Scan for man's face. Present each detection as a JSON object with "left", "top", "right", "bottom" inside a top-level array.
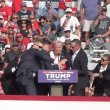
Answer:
[
  {"left": 54, "top": 43, "right": 63, "bottom": 55},
  {"left": 71, "top": 42, "right": 77, "bottom": 52},
  {"left": 65, "top": 44, "right": 71, "bottom": 50},
  {"left": 32, "top": 0, "right": 39, "bottom": 8},
  {"left": 16, "top": 37, "right": 23, "bottom": 42},
  {"left": 1, "top": 32, "right": 7, "bottom": 39},
  {"left": 40, "top": 19, "right": 46, "bottom": 26},
  {"left": 12, "top": 46, "right": 19, "bottom": 52},
  {"left": 43, "top": 44, "right": 50, "bottom": 53},
  {"left": 46, "top": 4, "right": 51, "bottom": 10},
  {"left": 34, "top": 42, "right": 43, "bottom": 50},
  {"left": 21, "top": 5, "right": 27, "bottom": 11},
  {"left": 66, "top": 12, "right": 72, "bottom": 19},
  {"left": 64, "top": 30, "right": 71, "bottom": 38}
]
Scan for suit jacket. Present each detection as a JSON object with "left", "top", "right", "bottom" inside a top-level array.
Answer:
[
  {"left": 71, "top": 48, "right": 88, "bottom": 88},
  {"left": 16, "top": 48, "right": 54, "bottom": 77},
  {"left": 41, "top": 50, "right": 59, "bottom": 70},
  {"left": 93, "top": 63, "right": 110, "bottom": 90}
]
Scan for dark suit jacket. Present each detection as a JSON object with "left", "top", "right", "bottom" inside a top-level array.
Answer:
[
  {"left": 93, "top": 63, "right": 110, "bottom": 95},
  {"left": 71, "top": 48, "right": 88, "bottom": 89},
  {"left": 41, "top": 50, "right": 59, "bottom": 70},
  {"left": 16, "top": 48, "right": 54, "bottom": 77}
]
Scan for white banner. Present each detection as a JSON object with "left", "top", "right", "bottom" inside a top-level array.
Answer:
[{"left": 0, "top": 96, "right": 110, "bottom": 110}]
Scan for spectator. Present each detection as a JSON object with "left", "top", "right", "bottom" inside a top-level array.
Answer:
[
  {"left": 32, "top": 0, "right": 42, "bottom": 20},
  {"left": 17, "top": 2, "right": 31, "bottom": 19},
  {"left": 17, "top": 18, "right": 32, "bottom": 37},
  {"left": 7, "top": 13, "right": 19, "bottom": 33},
  {"left": 12, "top": 0, "right": 22, "bottom": 13},
  {"left": 60, "top": 8, "right": 80, "bottom": 37},
  {"left": 0, "top": 0, "right": 12, "bottom": 21},
  {"left": 7, "top": 30, "right": 14, "bottom": 46},
  {"left": 39, "top": 16, "right": 51, "bottom": 38},
  {"left": 47, "top": 16, "right": 57, "bottom": 41},
  {"left": 3, "top": 41, "right": 21, "bottom": 69},
  {"left": 105, "top": 0, "right": 110, "bottom": 18},
  {"left": 0, "top": 15, "right": 7, "bottom": 28},
  {"left": 16, "top": 33, "right": 30, "bottom": 52},
  {"left": 0, "top": 28, "right": 8, "bottom": 49},
  {"left": 42, "top": 1, "right": 59, "bottom": 27},
  {"left": 29, "top": 14, "right": 40, "bottom": 35},
  {"left": 94, "top": 6, "right": 110, "bottom": 43},
  {"left": 80, "top": 0, "right": 101, "bottom": 46},
  {"left": 58, "top": 0, "right": 72, "bottom": 18},
  {"left": 57, "top": 27, "right": 80, "bottom": 43}
]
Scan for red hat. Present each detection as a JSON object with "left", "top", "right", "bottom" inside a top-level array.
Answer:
[
  {"left": 16, "top": 33, "right": 23, "bottom": 38},
  {"left": 1, "top": 27, "right": 8, "bottom": 33}
]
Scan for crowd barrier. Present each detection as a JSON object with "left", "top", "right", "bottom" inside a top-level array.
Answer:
[{"left": 0, "top": 95, "right": 110, "bottom": 110}]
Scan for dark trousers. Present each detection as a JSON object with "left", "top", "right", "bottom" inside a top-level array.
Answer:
[{"left": 16, "top": 75, "right": 37, "bottom": 95}]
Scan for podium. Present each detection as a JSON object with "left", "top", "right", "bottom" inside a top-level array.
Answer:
[{"left": 38, "top": 70, "right": 78, "bottom": 96}]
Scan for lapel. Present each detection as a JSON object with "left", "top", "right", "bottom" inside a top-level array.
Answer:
[
  {"left": 60, "top": 53, "right": 65, "bottom": 61},
  {"left": 73, "top": 49, "right": 81, "bottom": 64}
]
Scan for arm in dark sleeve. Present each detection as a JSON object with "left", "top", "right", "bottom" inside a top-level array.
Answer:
[
  {"left": 34, "top": 50, "right": 54, "bottom": 63},
  {"left": 43, "top": 61, "right": 59, "bottom": 70}
]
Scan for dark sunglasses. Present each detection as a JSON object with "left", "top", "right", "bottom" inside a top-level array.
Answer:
[
  {"left": 30, "top": 18, "right": 35, "bottom": 20},
  {"left": 22, "top": 22, "right": 26, "bottom": 24},
  {"left": 40, "top": 22, "right": 45, "bottom": 24},
  {"left": 66, "top": 12, "right": 72, "bottom": 14},
  {"left": 0, "top": 18, "right": 3, "bottom": 20},
  {"left": 101, "top": 58, "right": 108, "bottom": 62},
  {"left": 36, "top": 44, "right": 42, "bottom": 49},
  {"left": 13, "top": 17, "right": 18, "bottom": 19},
  {"left": 47, "top": 20, "right": 51, "bottom": 22}
]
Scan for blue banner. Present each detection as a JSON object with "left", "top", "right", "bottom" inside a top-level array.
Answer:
[{"left": 38, "top": 70, "right": 78, "bottom": 83}]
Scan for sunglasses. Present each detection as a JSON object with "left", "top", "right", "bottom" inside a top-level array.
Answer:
[
  {"left": 30, "top": 18, "right": 35, "bottom": 20},
  {"left": 101, "top": 58, "right": 108, "bottom": 62},
  {"left": 40, "top": 22, "right": 45, "bottom": 24},
  {"left": 13, "top": 17, "right": 18, "bottom": 19},
  {"left": 47, "top": 20, "right": 51, "bottom": 22},
  {"left": 66, "top": 12, "right": 72, "bottom": 14},
  {"left": 36, "top": 44, "right": 42, "bottom": 49},
  {"left": 0, "top": 18, "right": 3, "bottom": 20},
  {"left": 22, "top": 22, "right": 26, "bottom": 24}
]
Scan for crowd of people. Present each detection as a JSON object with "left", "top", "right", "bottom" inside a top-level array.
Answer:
[{"left": 0, "top": 0, "right": 110, "bottom": 96}]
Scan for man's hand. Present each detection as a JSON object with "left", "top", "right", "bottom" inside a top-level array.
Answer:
[{"left": 59, "top": 59, "right": 68, "bottom": 65}]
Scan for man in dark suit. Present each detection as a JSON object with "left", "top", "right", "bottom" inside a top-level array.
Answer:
[
  {"left": 16, "top": 38, "right": 54, "bottom": 95},
  {"left": 70, "top": 39, "right": 89, "bottom": 96},
  {"left": 92, "top": 54, "right": 110, "bottom": 96}
]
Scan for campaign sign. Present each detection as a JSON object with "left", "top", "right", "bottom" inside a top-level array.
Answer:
[{"left": 38, "top": 70, "right": 78, "bottom": 83}]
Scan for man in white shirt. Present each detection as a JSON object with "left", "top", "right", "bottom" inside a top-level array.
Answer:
[
  {"left": 60, "top": 8, "right": 80, "bottom": 36},
  {"left": 57, "top": 27, "right": 80, "bottom": 43}
]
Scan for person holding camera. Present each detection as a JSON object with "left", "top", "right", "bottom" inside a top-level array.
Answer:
[
  {"left": 93, "top": 6, "right": 110, "bottom": 43},
  {"left": 60, "top": 8, "right": 80, "bottom": 38}
]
